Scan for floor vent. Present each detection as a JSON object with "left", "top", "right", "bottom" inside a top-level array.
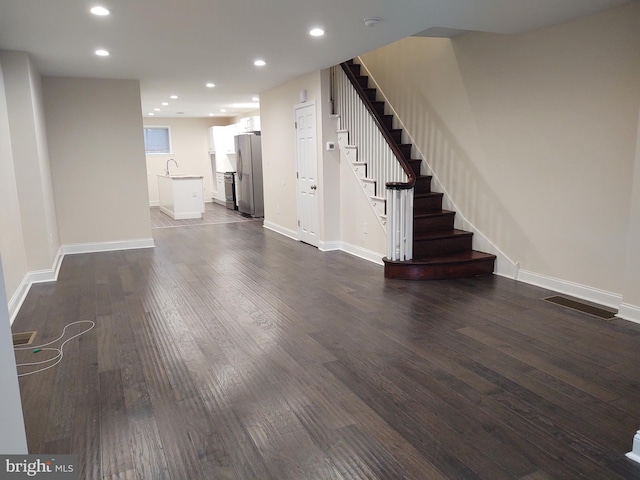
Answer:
[
  {"left": 12, "top": 331, "right": 37, "bottom": 346},
  {"left": 543, "top": 296, "right": 617, "bottom": 320}
]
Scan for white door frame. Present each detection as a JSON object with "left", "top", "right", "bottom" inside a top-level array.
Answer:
[{"left": 294, "top": 101, "right": 319, "bottom": 247}]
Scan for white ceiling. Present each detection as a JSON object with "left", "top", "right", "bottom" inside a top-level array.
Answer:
[{"left": 0, "top": 0, "right": 633, "bottom": 118}]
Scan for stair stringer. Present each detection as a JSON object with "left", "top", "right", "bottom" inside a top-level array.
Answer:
[
  {"left": 355, "top": 57, "right": 519, "bottom": 279},
  {"left": 336, "top": 128, "right": 388, "bottom": 231}
]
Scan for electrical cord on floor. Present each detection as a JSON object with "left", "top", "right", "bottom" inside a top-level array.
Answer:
[{"left": 14, "top": 320, "right": 95, "bottom": 377}]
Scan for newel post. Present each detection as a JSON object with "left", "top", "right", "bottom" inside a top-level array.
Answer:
[
  {"left": 386, "top": 186, "right": 413, "bottom": 261},
  {"left": 627, "top": 430, "right": 640, "bottom": 464}
]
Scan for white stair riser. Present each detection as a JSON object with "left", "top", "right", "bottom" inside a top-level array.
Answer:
[
  {"left": 362, "top": 180, "right": 376, "bottom": 197},
  {"left": 343, "top": 146, "right": 357, "bottom": 162},
  {"left": 337, "top": 130, "right": 349, "bottom": 149},
  {"left": 371, "top": 198, "right": 386, "bottom": 216},
  {"left": 337, "top": 128, "right": 387, "bottom": 233},
  {"left": 353, "top": 163, "right": 366, "bottom": 179}
]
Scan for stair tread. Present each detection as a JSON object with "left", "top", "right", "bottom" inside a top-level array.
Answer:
[
  {"left": 414, "top": 229, "right": 472, "bottom": 241},
  {"left": 414, "top": 210, "right": 455, "bottom": 218},
  {"left": 414, "top": 192, "right": 443, "bottom": 198},
  {"left": 388, "top": 250, "right": 496, "bottom": 265}
]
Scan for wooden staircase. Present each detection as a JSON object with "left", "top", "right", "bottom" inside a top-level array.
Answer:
[{"left": 342, "top": 60, "right": 496, "bottom": 280}]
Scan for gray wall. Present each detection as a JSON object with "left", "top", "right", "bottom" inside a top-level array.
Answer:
[{"left": 43, "top": 77, "right": 152, "bottom": 246}]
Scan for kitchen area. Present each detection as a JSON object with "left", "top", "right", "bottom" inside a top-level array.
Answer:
[
  {"left": 144, "top": 114, "right": 263, "bottom": 227},
  {"left": 208, "top": 115, "right": 263, "bottom": 217}
]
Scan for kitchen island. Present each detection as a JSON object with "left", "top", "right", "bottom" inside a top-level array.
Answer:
[{"left": 157, "top": 174, "right": 205, "bottom": 220}]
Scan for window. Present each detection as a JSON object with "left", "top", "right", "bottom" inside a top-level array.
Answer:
[{"left": 143, "top": 126, "right": 171, "bottom": 154}]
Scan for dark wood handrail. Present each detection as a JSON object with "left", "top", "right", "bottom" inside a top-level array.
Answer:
[{"left": 339, "top": 62, "right": 416, "bottom": 190}]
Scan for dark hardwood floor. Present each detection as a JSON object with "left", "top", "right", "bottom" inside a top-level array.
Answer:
[{"left": 11, "top": 211, "right": 640, "bottom": 479}]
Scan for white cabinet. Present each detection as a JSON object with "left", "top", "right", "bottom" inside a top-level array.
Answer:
[
  {"left": 158, "top": 175, "right": 205, "bottom": 220},
  {"left": 214, "top": 172, "right": 226, "bottom": 203},
  {"left": 208, "top": 125, "right": 239, "bottom": 155},
  {"left": 207, "top": 127, "right": 216, "bottom": 154},
  {"left": 223, "top": 125, "right": 237, "bottom": 153},
  {"left": 237, "top": 116, "right": 260, "bottom": 133},
  {"left": 209, "top": 125, "right": 237, "bottom": 155}
]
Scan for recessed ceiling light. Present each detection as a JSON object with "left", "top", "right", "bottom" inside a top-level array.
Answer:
[
  {"left": 309, "top": 28, "right": 325, "bottom": 37},
  {"left": 90, "top": 6, "right": 110, "bottom": 16},
  {"left": 95, "top": 49, "right": 110, "bottom": 56},
  {"left": 220, "top": 108, "right": 227, "bottom": 112},
  {"left": 209, "top": 113, "right": 215, "bottom": 117},
  {"left": 206, "top": 83, "right": 216, "bottom": 88},
  {"left": 170, "top": 95, "right": 178, "bottom": 99},
  {"left": 154, "top": 108, "right": 160, "bottom": 111},
  {"left": 252, "top": 97, "right": 259, "bottom": 102},
  {"left": 148, "top": 113, "right": 155, "bottom": 116},
  {"left": 254, "top": 59, "right": 266, "bottom": 67},
  {"left": 161, "top": 102, "right": 168, "bottom": 106},
  {"left": 364, "top": 17, "right": 381, "bottom": 27}
]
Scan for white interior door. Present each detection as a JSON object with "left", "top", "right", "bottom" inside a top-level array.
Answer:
[{"left": 295, "top": 102, "right": 318, "bottom": 246}]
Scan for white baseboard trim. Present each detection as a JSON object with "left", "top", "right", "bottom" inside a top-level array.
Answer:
[
  {"left": 627, "top": 431, "right": 640, "bottom": 464},
  {"left": 618, "top": 303, "right": 640, "bottom": 325},
  {"left": 62, "top": 238, "right": 155, "bottom": 255},
  {"left": 8, "top": 247, "right": 64, "bottom": 325},
  {"left": 149, "top": 200, "right": 159, "bottom": 207},
  {"left": 340, "top": 242, "right": 384, "bottom": 266},
  {"left": 319, "top": 240, "right": 341, "bottom": 252},
  {"left": 263, "top": 221, "right": 298, "bottom": 241},
  {"left": 261, "top": 224, "right": 384, "bottom": 265},
  {"left": 517, "top": 269, "right": 622, "bottom": 310},
  {"left": 8, "top": 276, "right": 30, "bottom": 326}
]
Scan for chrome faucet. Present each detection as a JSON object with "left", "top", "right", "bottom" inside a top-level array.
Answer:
[{"left": 165, "top": 158, "right": 178, "bottom": 176}]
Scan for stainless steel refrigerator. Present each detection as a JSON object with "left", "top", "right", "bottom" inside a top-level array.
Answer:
[{"left": 234, "top": 133, "right": 263, "bottom": 217}]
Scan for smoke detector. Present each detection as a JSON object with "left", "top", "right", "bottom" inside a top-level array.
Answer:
[{"left": 364, "top": 17, "right": 381, "bottom": 27}]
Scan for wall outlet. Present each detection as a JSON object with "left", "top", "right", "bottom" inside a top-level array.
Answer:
[{"left": 326, "top": 141, "right": 336, "bottom": 151}]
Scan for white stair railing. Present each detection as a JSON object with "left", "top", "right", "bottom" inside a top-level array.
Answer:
[
  {"left": 334, "top": 65, "right": 407, "bottom": 195},
  {"left": 333, "top": 63, "right": 414, "bottom": 261}
]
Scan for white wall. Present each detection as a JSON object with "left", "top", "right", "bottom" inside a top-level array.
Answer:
[
  {"left": 143, "top": 117, "right": 228, "bottom": 205},
  {"left": 0, "top": 59, "right": 29, "bottom": 305},
  {"left": 620, "top": 108, "right": 640, "bottom": 319},
  {"left": 261, "top": 71, "right": 322, "bottom": 236},
  {"left": 0, "top": 257, "right": 28, "bottom": 454},
  {"left": 0, "top": 59, "right": 29, "bottom": 454},
  {"left": 0, "top": 51, "right": 59, "bottom": 273},
  {"left": 43, "top": 77, "right": 152, "bottom": 246},
  {"left": 360, "top": 3, "right": 640, "bottom": 311},
  {"left": 319, "top": 69, "right": 341, "bottom": 248}
]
